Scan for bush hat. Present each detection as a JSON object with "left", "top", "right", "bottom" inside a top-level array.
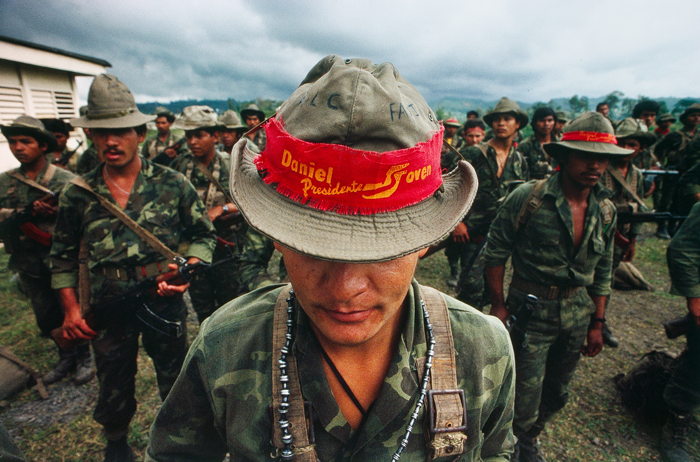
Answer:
[
  {"left": 657, "top": 113, "right": 676, "bottom": 124},
  {"left": 219, "top": 110, "right": 246, "bottom": 131},
  {"left": 555, "top": 111, "right": 570, "bottom": 124},
  {"left": 615, "top": 117, "right": 657, "bottom": 147},
  {"left": 444, "top": 117, "right": 461, "bottom": 128},
  {"left": 679, "top": 103, "right": 700, "bottom": 125},
  {"left": 230, "top": 55, "right": 478, "bottom": 263},
  {"left": 71, "top": 74, "right": 155, "bottom": 129},
  {"left": 40, "top": 118, "right": 73, "bottom": 135},
  {"left": 483, "top": 97, "right": 529, "bottom": 128},
  {"left": 1, "top": 115, "right": 58, "bottom": 153},
  {"left": 543, "top": 111, "right": 633, "bottom": 160},
  {"left": 240, "top": 104, "right": 265, "bottom": 122},
  {"left": 155, "top": 106, "right": 175, "bottom": 123},
  {"left": 172, "top": 105, "right": 224, "bottom": 131}
]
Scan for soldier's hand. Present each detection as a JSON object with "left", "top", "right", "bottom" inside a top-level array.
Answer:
[
  {"left": 582, "top": 326, "right": 603, "bottom": 357},
  {"left": 452, "top": 222, "right": 469, "bottom": 244},
  {"left": 156, "top": 263, "right": 191, "bottom": 297},
  {"left": 688, "top": 297, "right": 700, "bottom": 327},
  {"left": 164, "top": 148, "right": 177, "bottom": 158},
  {"left": 622, "top": 239, "right": 636, "bottom": 262},
  {"left": 33, "top": 199, "right": 57, "bottom": 217},
  {"left": 63, "top": 310, "right": 97, "bottom": 340},
  {"left": 490, "top": 303, "right": 510, "bottom": 324}
]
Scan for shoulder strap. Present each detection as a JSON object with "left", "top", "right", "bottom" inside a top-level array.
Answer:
[
  {"left": 600, "top": 199, "right": 615, "bottom": 228},
  {"left": 271, "top": 285, "right": 318, "bottom": 461},
  {"left": 78, "top": 238, "right": 91, "bottom": 315},
  {"left": 605, "top": 165, "right": 648, "bottom": 211},
  {"left": 419, "top": 285, "right": 468, "bottom": 459},
  {"left": 514, "top": 179, "right": 547, "bottom": 233},
  {"left": 69, "top": 176, "right": 181, "bottom": 263},
  {"left": 194, "top": 158, "right": 233, "bottom": 203},
  {"left": 476, "top": 143, "right": 501, "bottom": 188},
  {"left": 8, "top": 167, "right": 54, "bottom": 195}
]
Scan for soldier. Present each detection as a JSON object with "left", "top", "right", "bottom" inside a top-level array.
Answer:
[
  {"left": 140, "top": 107, "right": 188, "bottom": 165},
  {"left": 484, "top": 112, "right": 627, "bottom": 462},
  {"left": 146, "top": 55, "right": 515, "bottom": 461},
  {"left": 596, "top": 102, "right": 610, "bottom": 118},
  {"left": 241, "top": 103, "right": 267, "bottom": 151},
  {"left": 50, "top": 74, "right": 216, "bottom": 461},
  {"left": 453, "top": 97, "right": 530, "bottom": 309},
  {"left": 218, "top": 109, "right": 250, "bottom": 155},
  {"left": 633, "top": 100, "right": 661, "bottom": 130},
  {"left": 663, "top": 201, "right": 700, "bottom": 461},
  {"left": 442, "top": 116, "right": 462, "bottom": 153},
  {"left": 654, "top": 103, "right": 700, "bottom": 238},
  {"left": 673, "top": 161, "right": 700, "bottom": 217},
  {"left": 170, "top": 105, "right": 245, "bottom": 322},
  {"left": 41, "top": 118, "right": 79, "bottom": 172},
  {"left": 0, "top": 116, "right": 94, "bottom": 386},
  {"left": 553, "top": 111, "right": 570, "bottom": 140},
  {"left": 76, "top": 105, "right": 102, "bottom": 175},
  {"left": 519, "top": 107, "right": 557, "bottom": 180},
  {"left": 655, "top": 113, "right": 677, "bottom": 140},
  {"left": 467, "top": 109, "right": 479, "bottom": 120}
]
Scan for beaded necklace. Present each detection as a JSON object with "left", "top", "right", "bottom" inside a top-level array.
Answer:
[{"left": 276, "top": 289, "right": 436, "bottom": 461}]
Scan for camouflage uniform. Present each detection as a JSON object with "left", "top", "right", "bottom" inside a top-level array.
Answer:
[
  {"left": 673, "top": 161, "right": 700, "bottom": 217},
  {"left": 45, "top": 148, "right": 80, "bottom": 173},
  {"left": 655, "top": 128, "right": 699, "bottom": 214},
  {"left": 453, "top": 142, "right": 530, "bottom": 308},
  {"left": 483, "top": 173, "right": 615, "bottom": 437},
  {"left": 0, "top": 163, "right": 74, "bottom": 337},
  {"left": 76, "top": 144, "right": 100, "bottom": 175},
  {"left": 238, "top": 227, "right": 287, "bottom": 293},
  {"left": 169, "top": 152, "right": 247, "bottom": 322},
  {"left": 518, "top": 135, "right": 554, "bottom": 180},
  {"left": 145, "top": 281, "right": 516, "bottom": 461},
  {"left": 140, "top": 131, "right": 189, "bottom": 163},
  {"left": 50, "top": 158, "right": 216, "bottom": 440},
  {"left": 248, "top": 129, "right": 267, "bottom": 152}
]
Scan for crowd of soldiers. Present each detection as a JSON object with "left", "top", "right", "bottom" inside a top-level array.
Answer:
[{"left": 0, "top": 56, "right": 698, "bottom": 462}]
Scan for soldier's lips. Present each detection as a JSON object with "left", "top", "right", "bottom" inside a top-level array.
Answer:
[
  {"left": 103, "top": 151, "right": 123, "bottom": 160},
  {"left": 322, "top": 308, "right": 373, "bottom": 323}
]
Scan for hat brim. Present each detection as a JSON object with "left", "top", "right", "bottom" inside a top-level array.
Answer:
[
  {"left": 617, "top": 132, "right": 657, "bottom": 147},
  {"left": 1, "top": 126, "right": 58, "bottom": 153},
  {"left": 240, "top": 109, "right": 265, "bottom": 121},
  {"left": 544, "top": 140, "right": 633, "bottom": 159},
  {"left": 172, "top": 121, "right": 226, "bottom": 131},
  {"left": 483, "top": 111, "right": 529, "bottom": 128},
  {"left": 230, "top": 140, "right": 478, "bottom": 263},
  {"left": 70, "top": 112, "right": 155, "bottom": 129}
]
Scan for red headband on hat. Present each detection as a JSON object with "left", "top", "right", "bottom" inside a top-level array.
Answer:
[
  {"left": 561, "top": 131, "right": 617, "bottom": 144},
  {"left": 254, "top": 118, "right": 444, "bottom": 215}
]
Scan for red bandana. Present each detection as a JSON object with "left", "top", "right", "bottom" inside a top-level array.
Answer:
[
  {"left": 254, "top": 118, "right": 444, "bottom": 215},
  {"left": 561, "top": 131, "right": 617, "bottom": 144}
]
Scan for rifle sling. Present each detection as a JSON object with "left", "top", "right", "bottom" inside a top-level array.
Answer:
[
  {"left": 69, "top": 176, "right": 181, "bottom": 263},
  {"left": 606, "top": 166, "right": 648, "bottom": 211},
  {"left": 8, "top": 164, "right": 57, "bottom": 195},
  {"left": 0, "top": 345, "right": 48, "bottom": 399},
  {"left": 193, "top": 160, "right": 233, "bottom": 204}
]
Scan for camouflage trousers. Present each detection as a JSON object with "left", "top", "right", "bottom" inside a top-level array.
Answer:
[
  {"left": 17, "top": 265, "right": 64, "bottom": 337},
  {"left": 456, "top": 241, "right": 488, "bottom": 310},
  {"left": 91, "top": 294, "right": 188, "bottom": 441},
  {"left": 189, "top": 248, "right": 242, "bottom": 323},
  {"left": 506, "top": 286, "right": 594, "bottom": 436},
  {"left": 664, "top": 327, "right": 700, "bottom": 417}
]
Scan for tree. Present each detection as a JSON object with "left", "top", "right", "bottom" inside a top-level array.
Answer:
[
  {"left": 604, "top": 91, "right": 625, "bottom": 118},
  {"left": 435, "top": 106, "right": 451, "bottom": 122},
  {"left": 621, "top": 97, "right": 638, "bottom": 118},
  {"left": 673, "top": 99, "right": 699, "bottom": 117},
  {"left": 568, "top": 95, "right": 589, "bottom": 117}
]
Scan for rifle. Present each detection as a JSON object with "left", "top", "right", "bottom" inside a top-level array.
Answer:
[
  {"left": 50, "top": 255, "right": 237, "bottom": 349},
  {"left": 54, "top": 140, "right": 84, "bottom": 168},
  {"left": 664, "top": 314, "right": 699, "bottom": 339},
  {"left": 639, "top": 169, "right": 679, "bottom": 177},
  {"left": 0, "top": 192, "right": 56, "bottom": 252},
  {"left": 616, "top": 211, "right": 686, "bottom": 225},
  {"left": 152, "top": 137, "right": 187, "bottom": 165},
  {"left": 505, "top": 294, "right": 538, "bottom": 355}
]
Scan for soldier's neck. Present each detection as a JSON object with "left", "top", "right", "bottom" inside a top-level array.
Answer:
[
  {"left": 535, "top": 132, "right": 551, "bottom": 144},
  {"left": 21, "top": 156, "right": 46, "bottom": 180},
  {"left": 199, "top": 149, "right": 217, "bottom": 167}
]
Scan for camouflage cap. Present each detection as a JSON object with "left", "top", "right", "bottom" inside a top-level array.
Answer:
[
  {"left": 155, "top": 106, "right": 173, "bottom": 118},
  {"left": 444, "top": 117, "right": 461, "bottom": 128},
  {"left": 240, "top": 104, "right": 265, "bottom": 122},
  {"left": 556, "top": 111, "right": 570, "bottom": 123},
  {"left": 657, "top": 113, "right": 676, "bottom": 124},
  {"left": 230, "top": 55, "right": 478, "bottom": 262},
  {"left": 172, "top": 105, "right": 223, "bottom": 131},
  {"left": 615, "top": 117, "right": 657, "bottom": 146},
  {"left": 70, "top": 74, "right": 155, "bottom": 129},
  {"left": 219, "top": 110, "right": 246, "bottom": 131},
  {"left": 680, "top": 103, "right": 700, "bottom": 125},
  {"left": 1, "top": 115, "right": 58, "bottom": 153},
  {"left": 544, "top": 111, "right": 633, "bottom": 159},
  {"left": 483, "top": 97, "right": 529, "bottom": 128}
]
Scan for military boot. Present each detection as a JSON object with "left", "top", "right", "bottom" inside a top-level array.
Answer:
[
  {"left": 74, "top": 342, "right": 95, "bottom": 385},
  {"left": 657, "top": 221, "right": 671, "bottom": 240},
  {"left": 602, "top": 323, "right": 620, "bottom": 348},
  {"left": 516, "top": 434, "right": 548, "bottom": 462},
  {"left": 447, "top": 264, "right": 460, "bottom": 288},
  {"left": 43, "top": 347, "right": 76, "bottom": 385},
  {"left": 104, "top": 436, "right": 135, "bottom": 462},
  {"left": 660, "top": 412, "right": 698, "bottom": 462}
]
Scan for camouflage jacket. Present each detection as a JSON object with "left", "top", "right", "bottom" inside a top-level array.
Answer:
[
  {"left": 50, "top": 159, "right": 216, "bottom": 303},
  {"left": 145, "top": 281, "right": 516, "bottom": 461},
  {"left": 517, "top": 135, "right": 554, "bottom": 180},
  {"left": 249, "top": 129, "right": 267, "bottom": 152},
  {"left": 46, "top": 149, "right": 79, "bottom": 173},
  {"left": 600, "top": 164, "right": 645, "bottom": 237},
  {"left": 141, "top": 131, "right": 189, "bottom": 161},
  {"left": 677, "top": 162, "right": 700, "bottom": 203},
  {"left": 458, "top": 142, "right": 530, "bottom": 235},
  {"left": 238, "top": 227, "right": 280, "bottom": 291},
  {"left": 0, "top": 163, "right": 75, "bottom": 275},
  {"left": 76, "top": 145, "right": 100, "bottom": 175},
  {"left": 483, "top": 173, "right": 616, "bottom": 296},
  {"left": 667, "top": 201, "right": 700, "bottom": 298},
  {"left": 655, "top": 128, "right": 698, "bottom": 169}
]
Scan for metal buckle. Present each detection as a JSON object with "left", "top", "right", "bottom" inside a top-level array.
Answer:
[{"left": 426, "top": 389, "right": 468, "bottom": 434}]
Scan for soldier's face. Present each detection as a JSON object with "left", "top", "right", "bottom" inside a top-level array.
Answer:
[
  {"left": 464, "top": 129, "right": 484, "bottom": 147},
  {"left": 491, "top": 114, "right": 520, "bottom": 140},
  {"left": 561, "top": 150, "right": 610, "bottom": 189},
  {"left": 275, "top": 243, "right": 427, "bottom": 348},
  {"left": 639, "top": 111, "right": 656, "bottom": 129},
  {"left": 155, "top": 117, "right": 171, "bottom": 135},
  {"left": 554, "top": 121, "right": 566, "bottom": 134},
  {"left": 53, "top": 132, "right": 68, "bottom": 151},
  {"left": 597, "top": 105, "right": 609, "bottom": 117},
  {"left": 445, "top": 126, "right": 458, "bottom": 137},
  {"left": 185, "top": 129, "right": 219, "bottom": 158},
  {"left": 657, "top": 120, "right": 673, "bottom": 131},
  {"left": 617, "top": 138, "right": 641, "bottom": 158},
  {"left": 534, "top": 116, "right": 555, "bottom": 136},
  {"left": 91, "top": 127, "right": 145, "bottom": 169},
  {"left": 220, "top": 129, "right": 241, "bottom": 149},
  {"left": 686, "top": 112, "right": 700, "bottom": 127},
  {"left": 7, "top": 135, "right": 46, "bottom": 165},
  {"left": 245, "top": 115, "right": 260, "bottom": 128}
]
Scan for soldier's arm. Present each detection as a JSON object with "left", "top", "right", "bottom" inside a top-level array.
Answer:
[
  {"left": 667, "top": 203, "right": 700, "bottom": 319},
  {"left": 50, "top": 185, "right": 82, "bottom": 286},
  {"left": 238, "top": 227, "right": 278, "bottom": 292},
  {"left": 588, "top": 204, "right": 617, "bottom": 297},
  {"left": 58, "top": 287, "right": 96, "bottom": 340},
  {"left": 177, "top": 177, "right": 216, "bottom": 264}
]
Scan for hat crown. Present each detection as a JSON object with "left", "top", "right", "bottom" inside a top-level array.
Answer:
[
  {"left": 491, "top": 97, "right": 521, "bottom": 114},
  {"left": 219, "top": 110, "right": 243, "bottom": 127},
  {"left": 8, "top": 115, "right": 47, "bottom": 132},
  {"left": 86, "top": 74, "right": 138, "bottom": 119},
  {"left": 277, "top": 55, "right": 440, "bottom": 152},
  {"left": 562, "top": 111, "right": 614, "bottom": 135},
  {"left": 615, "top": 117, "right": 647, "bottom": 138},
  {"left": 173, "top": 105, "right": 219, "bottom": 130}
]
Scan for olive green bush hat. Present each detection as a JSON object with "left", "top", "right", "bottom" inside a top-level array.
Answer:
[
  {"left": 1, "top": 115, "right": 58, "bottom": 153},
  {"left": 544, "top": 111, "right": 633, "bottom": 159},
  {"left": 71, "top": 74, "right": 155, "bottom": 129},
  {"left": 219, "top": 110, "right": 246, "bottom": 130},
  {"left": 657, "top": 113, "right": 676, "bottom": 124},
  {"left": 615, "top": 117, "right": 657, "bottom": 146},
  {"left": 483, "top": 97, "right": 529, "bottom": 127},
  {"left": 240, "top": 104, "right": 265, "bottom": 121},
  {"left": 679, "top": 103, "right": 700, "bottom": 125},
  {"left": 556, "top": 111, "right": 570, "bottom": 124},
  {"left": 230, "top": 55, "right": 478, "bottom": 262},
  {"left": 172, "top": 105, "right": 224, "bottom": 131}
]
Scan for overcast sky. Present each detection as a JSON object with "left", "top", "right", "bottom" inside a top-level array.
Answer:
[{"left": 2, "top": 0, "right": 698, "bottom": 106}]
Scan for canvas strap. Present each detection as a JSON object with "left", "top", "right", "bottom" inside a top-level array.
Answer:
[
  {"left": 194, "top": 157, "right": 233, "bottom": 207},
  {"left": 0, "top": 345, "right": 48, "bottom": 399},
  {"left": 605, "top": 166, "right": 648, "bottom": 211},
  {"left": 271, "top": 285, "right": 318, "bottom": 461},
  {"left": 8, "top": 163, "right": 57, "bottom": 195},
  {"left": 514, "top": 179, "right": 547, "bottom": 234},
  {"left": 420, "top": 285, "right": 467, "bottom": 459},
  {"left": 69, "top": 176, "right": 181, "bottom": 263},
  {"left": 78, "top": 238, "right": 91, "bottom": 316}
]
